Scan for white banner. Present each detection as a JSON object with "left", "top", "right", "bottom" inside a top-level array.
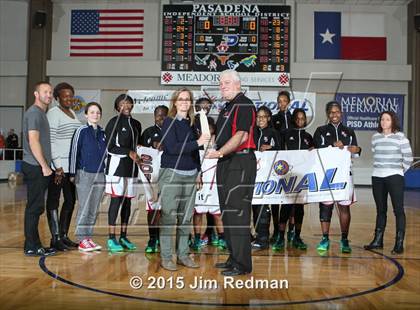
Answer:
[
  {"left": 137, "top": 146, "right": 352, "bottom": 206},
  {"left": 160, "top": 71, "right": 290, "bottom": 87},
  {"left": 129, "top": 90, "right": 316, "bottom": 122}
]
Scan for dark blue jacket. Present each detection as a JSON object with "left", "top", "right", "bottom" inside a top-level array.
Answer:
[
  {"left": 69, "top": 124, "right": 107, "bottom": 176},
  {"left": 160, "top": 116, "right": 200, "bottom": 171}
]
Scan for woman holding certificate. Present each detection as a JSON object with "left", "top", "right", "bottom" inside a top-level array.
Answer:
[{"left": 158, "top": 88, "right": 210, "bottom": 271}]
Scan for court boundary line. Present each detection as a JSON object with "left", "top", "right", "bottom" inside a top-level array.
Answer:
[{"left": 38, "top": 249, "right": 404, "bottom": 307}]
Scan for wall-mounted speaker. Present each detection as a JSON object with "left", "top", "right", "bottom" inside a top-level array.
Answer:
[
  {"left": 415, "top": 14, "right": 420, "bottom": 32},
  {"left": 33, "top": 11, "right": 46, "bottom": 28}
]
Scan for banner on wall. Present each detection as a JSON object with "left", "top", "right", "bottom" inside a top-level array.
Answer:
[
  {"left": 129, "top": 90, "right": 316, "bottom": 120},
  {"left": 136, "top": 146, "right": 352, "bottom": 206},
  {"left": 160, "top": 72, "right": 291, "bottom": 87},
  {"left": 336, "top": 93, "right": 404, "bottom": 131}
]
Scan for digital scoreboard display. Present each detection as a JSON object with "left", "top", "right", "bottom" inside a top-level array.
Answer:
[{"left": 161, "top": 4, "right": 291, "bottom": 86}]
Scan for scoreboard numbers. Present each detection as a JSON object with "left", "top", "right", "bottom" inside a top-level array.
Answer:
[{"left": 161, "top": 4, "right": 290, "bottom": 74}]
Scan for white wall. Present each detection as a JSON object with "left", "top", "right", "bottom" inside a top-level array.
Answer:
[
  {"left": 45, "top": 0, "right": 412, "bottom": 184},
  {"left": 0, "top": 0, "right": 29, "bottom": 62},
  {"left": 0, "top": 0, "right": 28, "bottom": 109},
  {"left": 0, "top": 0, "right": 28, "bottom": 143}
]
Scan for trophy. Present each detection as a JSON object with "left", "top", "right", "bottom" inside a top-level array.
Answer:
[{"left": 198, "top": 108, "right": 211, "bottom": 152}]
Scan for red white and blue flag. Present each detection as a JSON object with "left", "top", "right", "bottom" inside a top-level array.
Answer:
[
  {"left": 314, "top": 11, "right": 387, "bottom": 61},
  {"left": 70, "top": 9, "right": 144, "bottom": 57}
]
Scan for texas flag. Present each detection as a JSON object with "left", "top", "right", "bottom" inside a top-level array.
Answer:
[{"left": 314, "top": 11, "right": 387, "bottom": 61}]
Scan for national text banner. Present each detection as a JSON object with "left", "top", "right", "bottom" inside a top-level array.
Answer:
[{"left": 137, "top": 147, "right": 352, "bottom": 206}]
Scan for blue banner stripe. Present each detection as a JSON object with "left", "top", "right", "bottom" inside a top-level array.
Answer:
[
  {"left": 336, "top": 93, "right": 404, "bottom": 131},
  {"left": 314, "top": 11, "right": 341, "bottom": 59}
]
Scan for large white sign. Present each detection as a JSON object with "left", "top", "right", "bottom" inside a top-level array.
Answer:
[
  {"left": 137, "top": 147, "right": 352, "bottom": 206},
  {"left": 129, "top": 90, "right": 316, "bottom": 122},
  {"left": 160, "top": 71, "right": 290, "bottom": 86}
]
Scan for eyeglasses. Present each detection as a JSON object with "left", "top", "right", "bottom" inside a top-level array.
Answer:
[{"left": 177, "top": 97, "right": 190, "bottom": 102}]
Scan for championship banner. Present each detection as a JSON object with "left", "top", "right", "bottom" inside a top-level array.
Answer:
[
  {"left": 336, "top": 93, "right": 404, "bottom": 131},
  {"left": 137, "top": 147, "right": 351, "bottom": 206},
  {"left": 130, "top": 90, "right": 316, "bottom": 120}
]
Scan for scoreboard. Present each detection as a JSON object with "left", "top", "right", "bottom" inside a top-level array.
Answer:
[{"left": 161, "top": 4, "right": 291, "bottom": 86}]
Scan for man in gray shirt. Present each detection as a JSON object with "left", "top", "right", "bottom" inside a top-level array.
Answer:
[{"left": 22, "top": 81, "right": 56, "bottom": 256}]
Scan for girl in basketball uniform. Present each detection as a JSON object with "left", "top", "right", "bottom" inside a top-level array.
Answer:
[
  {"left": 313, "top": 101, "right": 361, "bottom": 254},
  {"left": 104, "top": 94, "right": 142, "bottom": 253},
  {"left": 272, "top": 108, "right": 314, "bottom": 251},
  {"left": 252, "top": 106, "right": 282, "bottom": 250}
]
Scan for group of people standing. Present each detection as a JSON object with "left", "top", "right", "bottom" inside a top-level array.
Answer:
[
  {"left": 246, "top": 86, "right": 413, "bottom": 260},
  {"left": 21, "top": 69, "right": 413, "bottom": 277},
  {"left": 22, "top": 82, "right": 142, "bottom": 256}
]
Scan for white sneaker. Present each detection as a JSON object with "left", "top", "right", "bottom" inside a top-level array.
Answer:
[
  {"left": 88, "top": 238, "right": 102, "bottom": 251},
  {"left": 78, "top": 238, "right": 95, "bottom": 252}
]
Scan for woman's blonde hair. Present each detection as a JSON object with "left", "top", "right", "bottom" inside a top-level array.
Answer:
[{"left": 168, "top": 87, "right": 195, "bottom": 126}]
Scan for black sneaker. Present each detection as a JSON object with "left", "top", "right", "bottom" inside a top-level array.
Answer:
[
  {"left": 270, "top": 232, "right": 279, "bottom": 244},
  {"left": 50, "top": 238, "right": 69, "bottom": 251},
  {"left": 24, "top": 247, "right": 57, "bottom": 257},
  {"left": 292, "top": 237, "right": 308, "bottom": 250},
  {"left": 251, "top": 241, "right": 269, "bottom": 250},
  {"left": 62, "top": 236, "right": 79, "bottom": 248}
]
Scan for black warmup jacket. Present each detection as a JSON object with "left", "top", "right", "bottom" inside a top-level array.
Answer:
[
  {"left": 283, "top": 128, "right": 314, "bottom": 150},
  {"left": 313, "top": 122, "right": 361, "bottom": 155},
  {"left": 105, "top": 115, "right": 142, "bottom": 177}
]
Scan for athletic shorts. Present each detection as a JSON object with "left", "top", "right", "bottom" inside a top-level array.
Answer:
[
  {"left": 194, "top": 205, "right": 221, "bottom": 215},
  {"left": 146, "top": 199, "right": 161, "bottom": 211},
  {"left": 105, "top": 176, "right": 136, "bottom": 198}
]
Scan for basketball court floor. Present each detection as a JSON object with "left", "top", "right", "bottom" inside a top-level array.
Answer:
[{"left": 0, "top": 182, "right": 419, "bottom": 309}]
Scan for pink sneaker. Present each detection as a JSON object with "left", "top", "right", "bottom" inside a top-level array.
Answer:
[
  {"left": 87, "top": 239, "right": 102, "bottom": 251},
  {"left": 78, "top": 238, "right": 95, "bottom": 252}
]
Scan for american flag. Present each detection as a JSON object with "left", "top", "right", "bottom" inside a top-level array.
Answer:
[{"left": 70, "top": 9, "right": 144, "bottom": 57}]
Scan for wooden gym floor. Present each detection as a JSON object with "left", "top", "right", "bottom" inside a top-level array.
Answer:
[{"left": 0, "top": 182, "right": 419, "bottom": 309}]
